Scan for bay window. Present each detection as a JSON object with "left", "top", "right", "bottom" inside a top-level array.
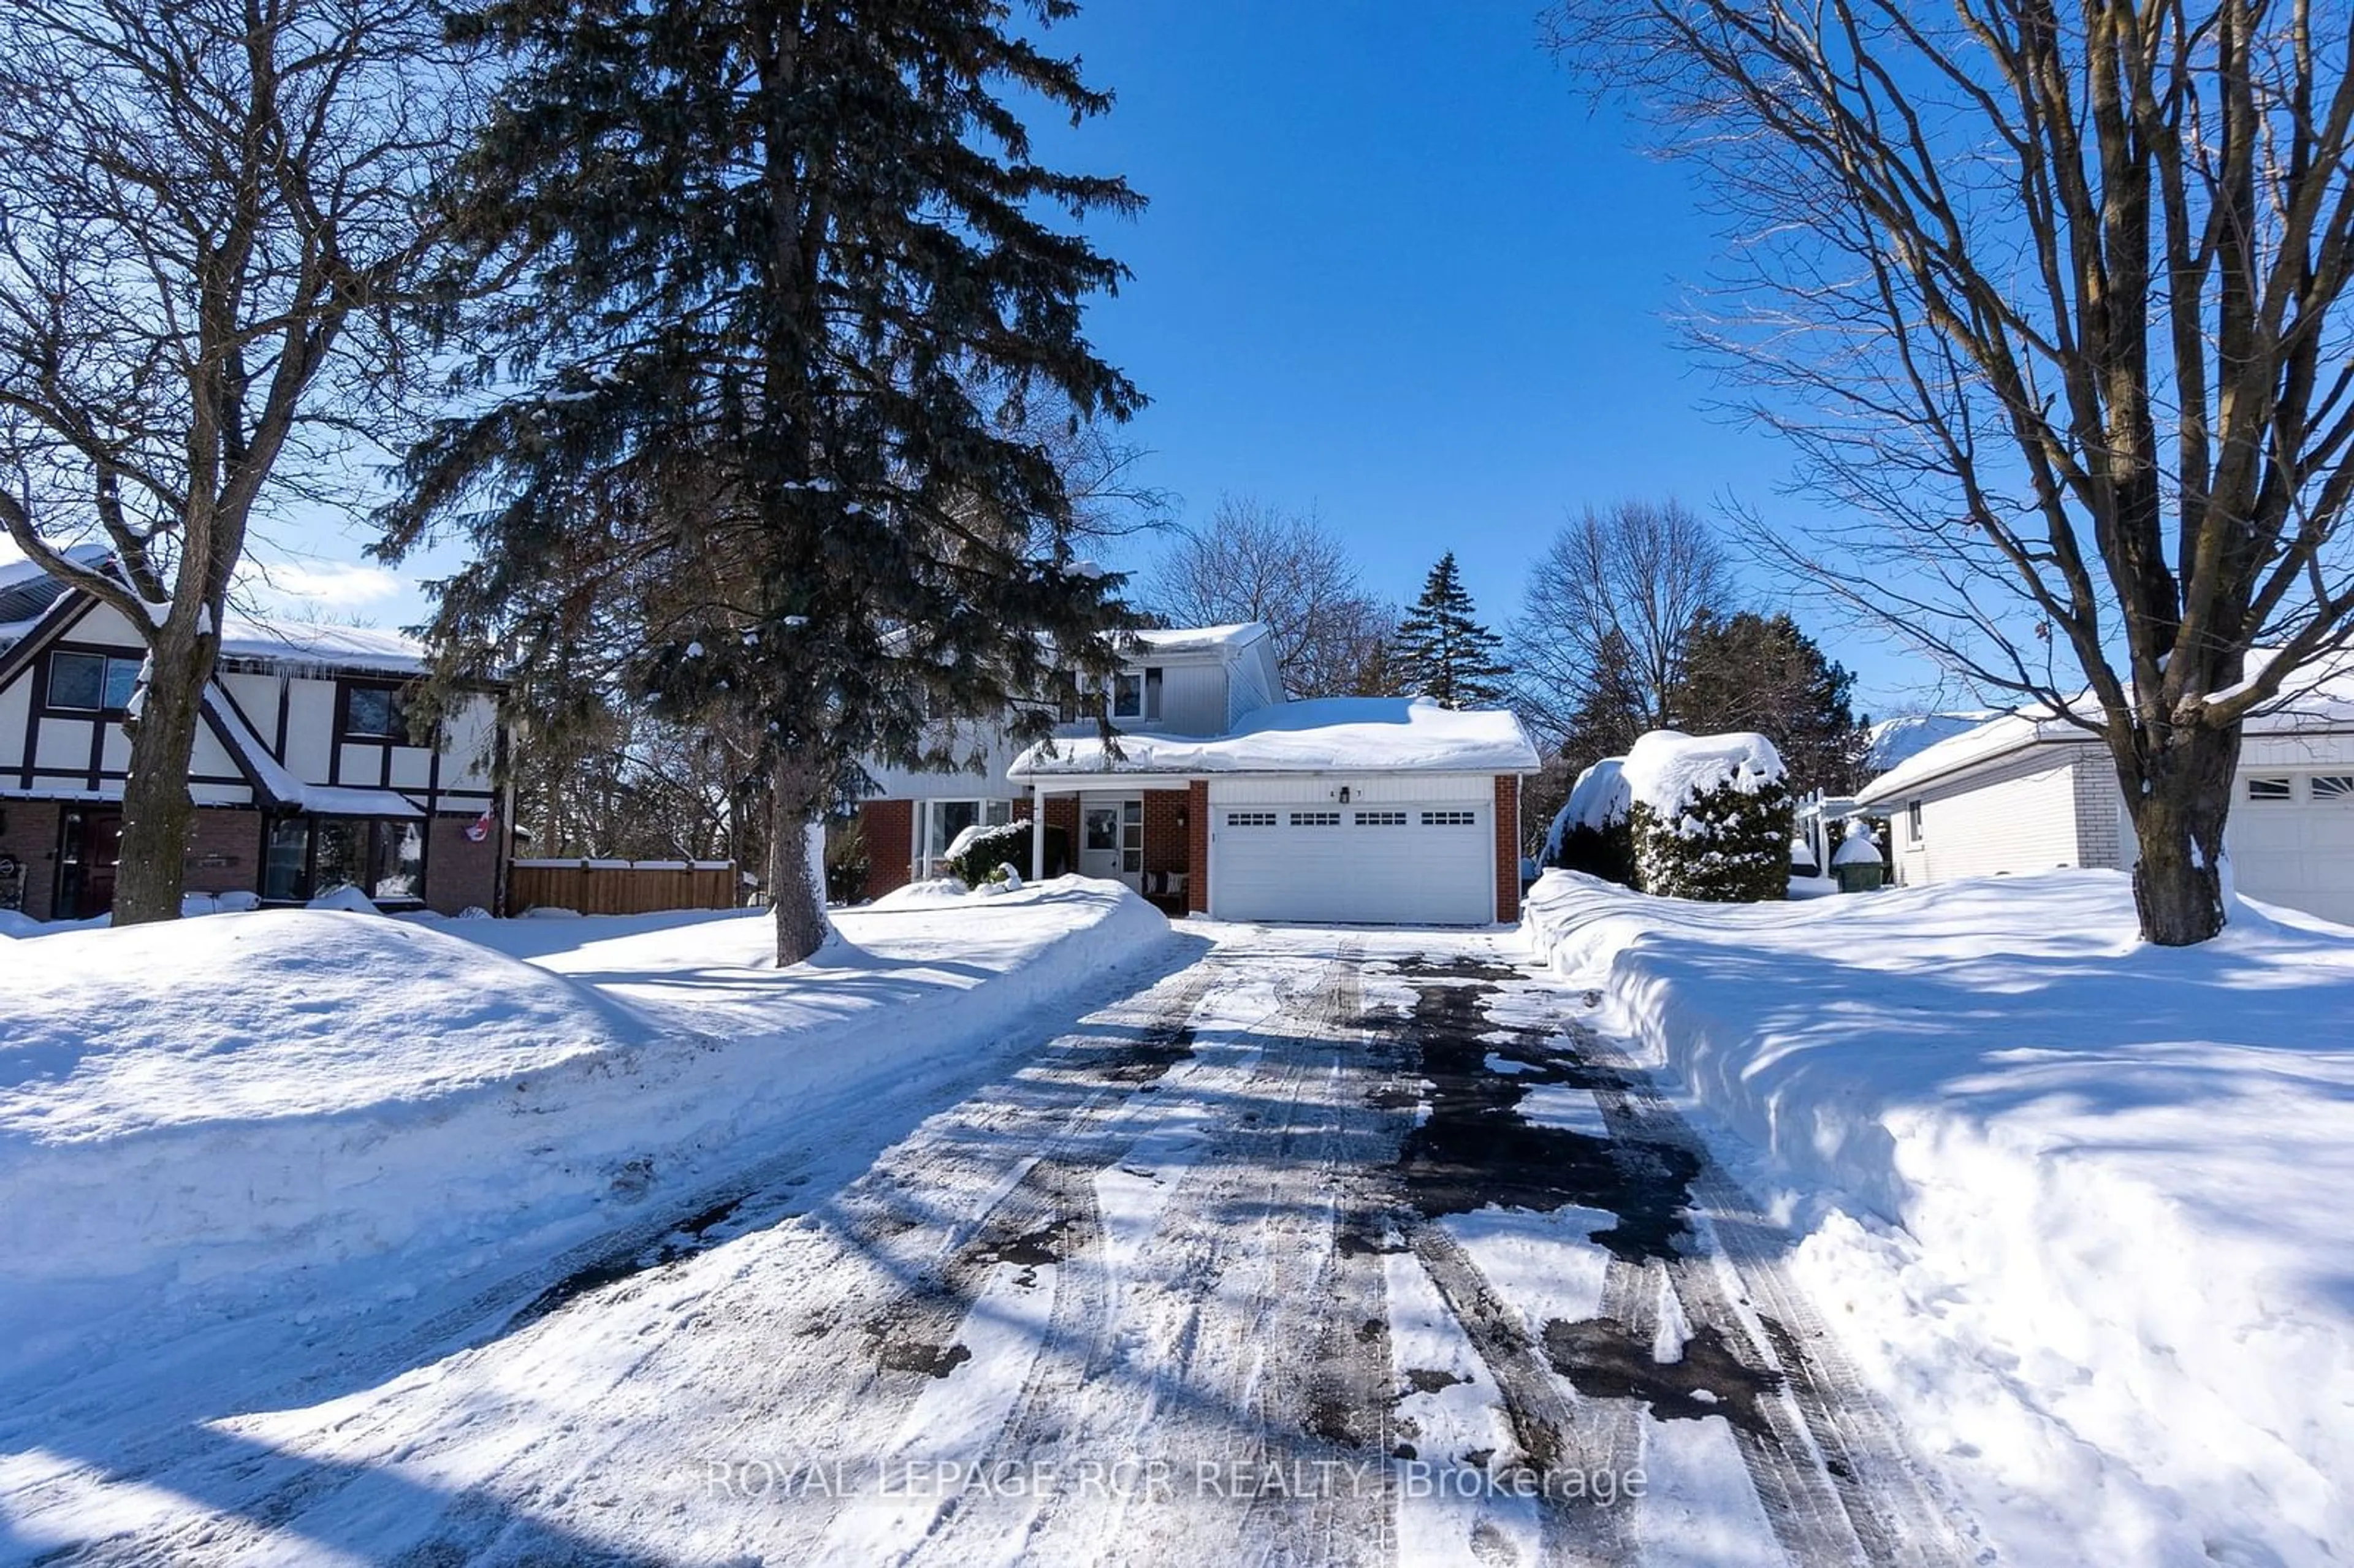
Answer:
[{"left": 918, "top": 798, "right": 1013, "bottom": 878}]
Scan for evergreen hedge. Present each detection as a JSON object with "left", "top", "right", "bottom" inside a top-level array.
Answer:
[{"left": 1626, "top": 774, "right": 1793, "bottom": 902}]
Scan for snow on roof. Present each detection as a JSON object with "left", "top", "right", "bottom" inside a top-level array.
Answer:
[
  {"left": 1543, "top": 758, "right": 1631, "bottom": 860},
  {"left": 1010, "top": 695, "right": 1541, "bottom": 777},
  {"left": 1859, "top": 647, "right": 2354, "bottom": 804},
  {"left": 215, "top": 615, "right": 430, "bottom": 674},
  {"left": 1855, "top": 707, "right": 2079, "bottom": 803},
  {"left": 1129, "top": 622, "right": 1267, "bottom": 656},
  {"left": 1620, "top": 730, "right": 1786, "bottom": 815},
  {"left": 1867, "top": 711, "right": 2002, "bottom": 773}
]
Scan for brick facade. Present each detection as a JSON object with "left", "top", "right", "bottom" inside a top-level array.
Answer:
[
  {"left": 1493, "top": 774, "right": 1521, "bottom": 924},
  {"left": 1140, "top": 788, "right": 1189, "bottom": 913},
  {"left": 0, "top": 799, "right": 61, "bottom": 921},
  {"left": 1044, "top": 794, "right": 1079, "bottom": 875},
  {"left": 1187, "top": 780, "right": 1209, "bottom": 914},
  {"left": 426, "top": 814, "right": 501, "bottom": 915},
  {"left": 858, "top": 799, "right": 913, "bottom": 902},
  {"left": 183, "top": 806, "right": 266, "bottom": 902}
]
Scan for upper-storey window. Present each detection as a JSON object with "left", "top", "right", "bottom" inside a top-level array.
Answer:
[
  {"left": 1107, "top": 666, "right": 1164, "bottom": 722},
  {"left": 47, "top": 651, "right": 141, "bottom": 714},
  {"left": 343, "top": 683, "right": 413, "bottom": 740}
]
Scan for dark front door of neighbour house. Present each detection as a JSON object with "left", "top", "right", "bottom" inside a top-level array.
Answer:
[{"left": 56, "top": 809, "right": 123, "bottom": 919}]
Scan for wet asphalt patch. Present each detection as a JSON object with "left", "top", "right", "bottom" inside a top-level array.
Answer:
[
  {"left": 1390, "top": 956, "right": 1699, "bottom": 1263},
  {"left": 505, "top": 1193, "right": 752, "bottom": 1329},
  {"left": 1540, "top": 1318, "right": 1785, "bottom": 1435},
  {"left": 1387, "top": 953, "right": 1794, "bottom": 1454}
]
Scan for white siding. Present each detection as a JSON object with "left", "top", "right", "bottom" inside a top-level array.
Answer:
[
  {"left": 34, "top": 717, "right": 89, "bottom": 770},
  {"left": 0, "top": 674, "right": 29, "bottom": 772},
  {"left": 1890, "top": 747, "right": 2087, "bottom": 886},
  {"left": 221, "top": 672, "right": 284, "bottom": 737},
  {"left": 281, "top": 680, "right": 337, "bottom": 780},
  {"left": 861, "top": 719, "right": 1026, "bottom": 799},
  {"left": 63, "top": 600, "right": 146, "bottom": 651},
  {"left": 1227, "top": 647, "right": 1276, "bottom": 726},
  {"left": 440, "top": 693, "right": 500, "bottom": 790},
  {"left": 1151, "top": 662, "right": 1227, "bottom": 735}
]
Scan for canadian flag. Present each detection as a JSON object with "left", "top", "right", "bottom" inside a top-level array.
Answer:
[{"left": 463, "top": 807, "right": 495, "bottom": 844}]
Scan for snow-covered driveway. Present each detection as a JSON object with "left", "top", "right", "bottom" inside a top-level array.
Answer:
[{"left": 1, "top": 925, "right": 1971, "bottom": 1566}]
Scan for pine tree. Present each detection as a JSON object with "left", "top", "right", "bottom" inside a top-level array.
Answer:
[
  {"left": 1672, "top": 611, "right": 1871, "bottom": 794},
  {"left": 381, "top": 0, "right": 1145, "bottom": 962},
  {"left": 1389, "top": 553, "right": 1512, "bottom": 708}
]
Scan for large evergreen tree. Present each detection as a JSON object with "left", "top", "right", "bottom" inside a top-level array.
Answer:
[
  {"left": 382, "top": 0, "right": 1144, "bottom": 962},
  {"left": 1672, "top": 611, "right": 1870, "bottom": 796},
  {"left": 1390, "top": 553, "right": 1511, "bottom": 709}
]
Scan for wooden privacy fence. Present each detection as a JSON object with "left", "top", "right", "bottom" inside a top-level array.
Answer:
[{"left": 507, "top": 859, "right": 741, "bottom": 916}]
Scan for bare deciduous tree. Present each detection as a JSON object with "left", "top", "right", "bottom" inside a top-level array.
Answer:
[
  {"left": 1548, "top": 1, "right": 2354, "bottom": 945},
  {"left": 0, "top": 0, "right": 471, "bottom": 923},
  {"left": 1513, "top": 498, "right": 1731, "bottom": 745},
  {"left": 1145, "top": 495, "right": 1395, "bottom": 696}
]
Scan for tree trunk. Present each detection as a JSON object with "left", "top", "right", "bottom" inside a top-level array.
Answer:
[
  {"left": 112, "top": 629, "right": 211, "bottom": 926},
  {"left": 768, "top": 757, "right": 829, "bottom": 965},
  {"left": 2122, "top": 725, "right": 2242, "bottom": 946}
]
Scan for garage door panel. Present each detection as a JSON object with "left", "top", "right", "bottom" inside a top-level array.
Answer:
[{"left": 1213, "top": 802, "right": 1491, "bottom": 924}]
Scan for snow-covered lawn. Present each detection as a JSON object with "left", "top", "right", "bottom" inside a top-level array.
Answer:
[
  {"left": 1524, "top": 868, "right": 2354, "bottom": 1567},
  {"left": 0, "top": 878, "right": 1171, "bottom": 1385}
]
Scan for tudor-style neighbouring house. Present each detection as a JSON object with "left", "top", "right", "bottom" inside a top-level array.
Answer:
[
  {"left": 854, "top": 622, "right": 1541, "bottom": 925},
  {"left": 0, "top": 553, "right": 507, "bottom": 922}
]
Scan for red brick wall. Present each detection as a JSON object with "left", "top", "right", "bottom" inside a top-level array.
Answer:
[
  {"left": 858, "top": 799, "right": 913, "bottom": 901},
  {"left": 1187, "top": 780, "right": 1209, "bottom": 914},
  {"left": 182, "top": 807, "right": 265, "bottom": 900},
  {"left": 427, "top": 814, "right": 501, "bottom": 916},
  {"left": 1493, "top": 774, "right": 1521, "bottom": 924},
  {"left": 1045, "top": 795, "right": 1078, "bottom": 878},
  {"left": 1141, "top": 788, "right": 1189, "bottom": 908},
  {"left": 0, "top": 800, "right": 61, "bottom": 921}
]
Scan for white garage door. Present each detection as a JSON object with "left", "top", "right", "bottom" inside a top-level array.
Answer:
[
  {"left": 1211, "top": 801, "right": 1493, "bottom": 924},
  {"left": 2227, "top": 769, "right": 2354, "bottom": 925}
]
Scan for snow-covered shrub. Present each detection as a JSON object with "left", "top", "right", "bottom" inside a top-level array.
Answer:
[
  {"left": 1544, "top": 757, "right": 1636, "bottom": 886},
  {"left": 945, "top": 818, "right": 1034, "bottom": 888},
  {"left": 1621, "top": 730, "right": 1792, "bottom": 902}
]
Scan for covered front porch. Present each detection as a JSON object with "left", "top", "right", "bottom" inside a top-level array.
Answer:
[{"left": 1021, "top": 776, "right": 1205, "bottom": 918}]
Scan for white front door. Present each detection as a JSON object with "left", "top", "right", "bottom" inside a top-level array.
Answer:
[{"left": 1080, "top": 796, "right": 1144, "bottom": 890}]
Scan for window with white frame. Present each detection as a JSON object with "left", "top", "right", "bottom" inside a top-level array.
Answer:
[
  {"left": 1420, "top": 809, "right": 1477, "bottom": 827},
  {"left": 918, "top": 798, "right": 1013, "bottom": 875},
  {"left": 1354, "top": 810, "right": 1407, "bottom": 826},
  {"left": 1225, "top": 810, "right": 1278, "bottom": 828},
  {"left": 1111, "top": 671, "right": 1144, "bottom": 719},
  {"left": 1290, "top": 811, "right": 1341, "bottom": 827},
  {"left": 2247, "top": 776, "right": 2293, "bottom": 801},
  {"left": 1907, "top": 799, "right": 1924, "bottom": 840},
  {"left": 2310, "top": 775, "right": 2354, "bottom": 802}
]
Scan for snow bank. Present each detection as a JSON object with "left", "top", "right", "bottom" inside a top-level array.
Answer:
[
  {"left": 0, "top": 879, "right": 1169, "bottom": 1379},
  {"left": 1523, "top": 869, "right": 2354, "bottom": 1566},
  {"left": 1618, "top": 729, "right": 1783, "bottom": 816}
]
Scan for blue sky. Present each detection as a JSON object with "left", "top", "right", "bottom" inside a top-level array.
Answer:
[
  {"left": 1019, "top": 0, "right": 1930, "bottom": 713},
  {"left": 254, "top": 0, "right": 1938, "bottom": 715}
]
